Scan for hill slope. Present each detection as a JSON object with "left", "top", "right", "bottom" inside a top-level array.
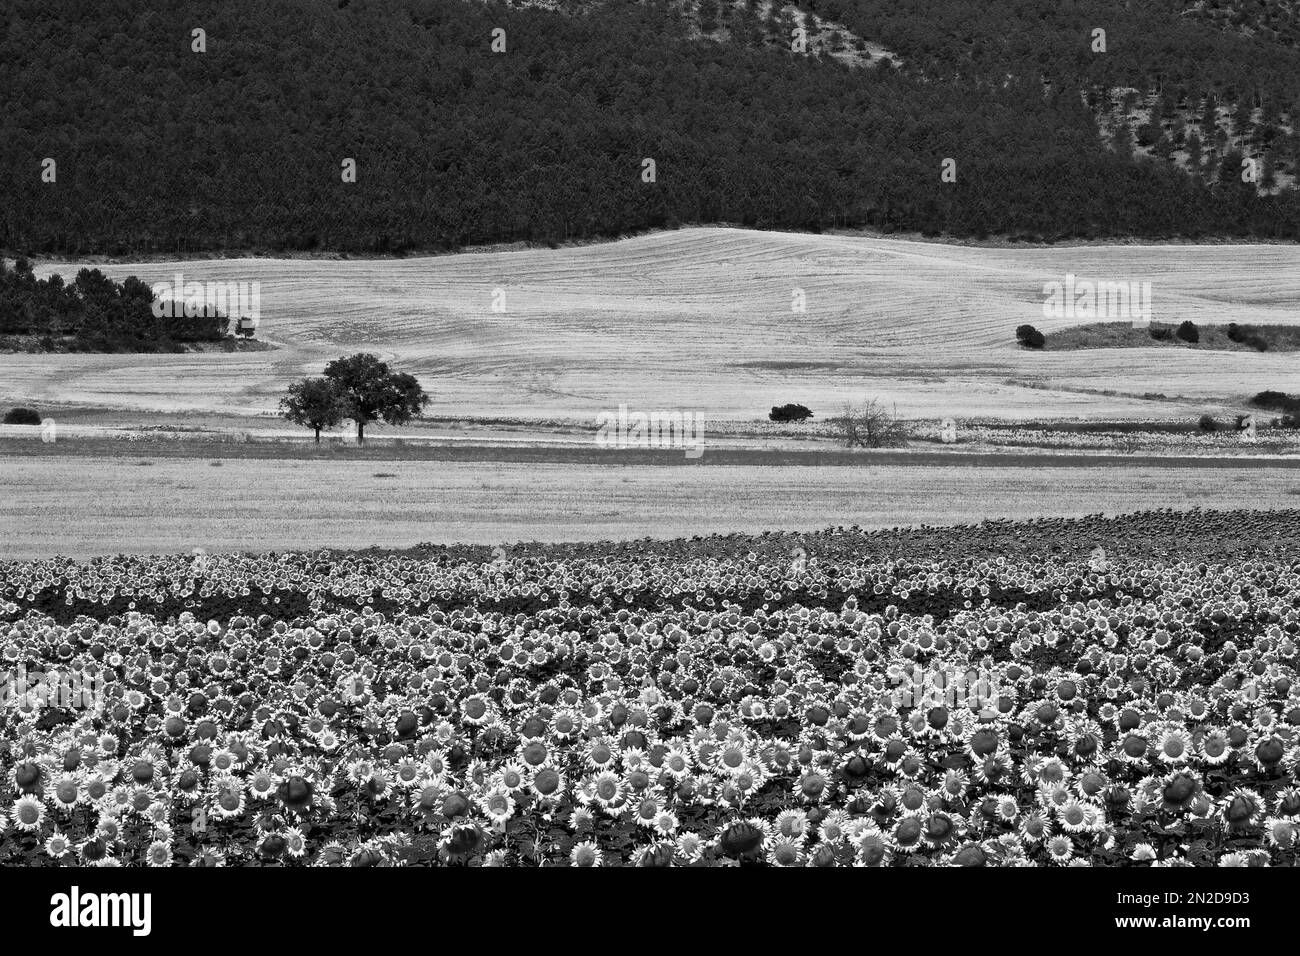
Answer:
[
  {"left": 11, "top": 228, "right": 1300, "bottom": 422},
  {"left": 3, "top": 0, "right": 1300, "bottom": 255}
]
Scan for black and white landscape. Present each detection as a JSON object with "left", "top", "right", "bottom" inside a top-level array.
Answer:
[{"left": 1, "top": 0, "right": 1298, "bottom": 886}]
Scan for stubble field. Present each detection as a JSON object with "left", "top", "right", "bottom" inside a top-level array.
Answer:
[{"left": 8, "top": 227, "right": 1300, "bottom": 426}]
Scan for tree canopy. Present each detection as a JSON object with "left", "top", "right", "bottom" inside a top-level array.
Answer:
[{"left": 2, "top": 0, "right": 1298, "bottom": 254}]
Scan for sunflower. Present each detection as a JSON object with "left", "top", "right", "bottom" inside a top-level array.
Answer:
[
  {"left": 713, "top": 740, "right": 750, "bottom": 776},
  {"left": 1057, "top": 798, "right": 1092, "bottom": 834},
  {"left": 891, "top": 815, "right": 924, "bottom": 853},
  {"left": 424, "top": 749, "right": 451, "bottom": 780},
  {"left": 530, "top": 766, "right": 564, "bottom": 800},
  {"left": 345, "top": 759, "right": 375, "bottom": 785},
  {"left": 1160, "top": 771, "right": 1203, "bottom": 814},
  {"left": 772, "top": 809, "right": 810, "bottom": 841},
  {"left": 570, "top": 839, "right": 603, "bottom": 867},
  {"left": 437, "top": 823, "right": 484, "bottom": 864},
  {"left": 675, "top": 831, "right": 706, "bottom": 864},
  {"left": 589, "top": 770, "right": 624, "bottom": 811},
  {"left": 652, "top": 811, "right": 679, "bottom": 837},
  {"left": 818, "top": 808, "right": 850, "bottom": 845},
  {"left": 145, "top": 840, "right": 173, "bottom": 867},
  {"left": 766, "top": 835, "right": 805, "bottom": 867},
  {"left": 584, "top": 737, "right": 619, "bottom": 771},
  {"left": 854, "top": 826, "right": 890, "bottom": 867},
  {"left": 209, "top": 748, "right": 241, "bottom": 775},
  {"left": 717, "top": 818, "right": 770, "bottom": 861},
  {"left": 210, "top": 776, "right": 246, "bottom": 820},
  {"left": 632, "top": 794, "right": 663, "bottom": 829},
  {"left": 94, "top": 812, "right": 122, "bottom": 843},
  {"left": 1046, "top": 835, "right": 1074, "bottom": 863},
  {"left": 1156, "top": 727, "right": 1192, "bottom": 765},
  {"left": 1221, "top": 788, "right": 1265, "bottom": 832},
  {"left": 479, "top": 786, "right": 516, "bottom": 826},
  {"left": 11, "top": 795, "right": 45, "bottom": 832},
  {"left": 43, "top": 832, "right": 71, "bottom": 860},
  {"left": 460, "top": 694, "right": 493, "bottom": 727},
  {"left": 939, "top": 769, "right": 969, "bottom": 802},
  {"left": 240, "top": 769, "right": 274, "bottom": 804},
  {"left": 1273, "top": 785, "right": 1300, "bottom": 818},
  {"left": 1019, "top": 811, "right": 1052, "bottom": 845},
  {"left": 661, "top": 744, "right": 694, "bottom": 779},
  {"left": 795, "top": 769, "right": 831, "bottom": 803},
  {"left": 364, "top": 769, "right": 393, "bottom": 802},
  {"left": 1263, "top": 816, "right": 1296, "bottom": 849},
  {"left": 46, "top": 773, "right": 83, "bottom": 812},
  {"left": 921, "top": 811, "right": 961, "bottom": 850},
  {"left": 494, "top": 761, "right": 528, "bottom": 793},
  {"left": 145, "top": 801, "right": 170, "bottom": 827},
  {"left": 1130, "top": 843, "right": 1158, "bottom": 862}
]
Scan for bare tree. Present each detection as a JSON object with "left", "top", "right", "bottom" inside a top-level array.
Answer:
[{"left": 833, "top": 399, "right": 907, "bottom": 448}]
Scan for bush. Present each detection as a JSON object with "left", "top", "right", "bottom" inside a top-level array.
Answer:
[
  {"left": 1175, "top": 320, "right": 1199, "bottom": 343},
  {"left": 2, "top": 407, "right": 42, "bottom": 425},
  {"left": 1276, "top": 414, "right": 1300, "bottom": 430},
  {"left": 832, "top": 399, "right": 907, "bottom": 448},
  {"left": 1228, "top": 323, "right": 1269, "bottom": 351},
  {"left": 1198, "top": 414, "right": 1219, "bottom": 432},
  {"left": 1149, "top": 326, "right": 1172, "bottom": 341},
  {"left": 1250, "top": 391, "right": 1300, "bottom": 414},
  {"left": 1015, "top": 324, "right": 1045, "bottom": 349},
  {"left": 769, "top": 403, "right": 813, "bottom": 423}
]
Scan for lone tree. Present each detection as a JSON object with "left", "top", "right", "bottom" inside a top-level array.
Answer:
[
  {"left": 322, "top": 353, "right": 428, "bottom": 444},
  {"left": 1175, "top": 320, "right": 1200, "bottom": 343},
  {"left": 1015, "top": 324, "right": 1045, "bottom": 349},
  {"left": 279, "top": 377, "right": 347, "bottom": 444},
  {"left": 832, "top": 399, "right": 907, "bottom": 448}
]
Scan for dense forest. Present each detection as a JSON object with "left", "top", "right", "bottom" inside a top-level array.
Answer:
[
  {"left": 2, "top": 0, "right": 1299, "bottom": 256},
  {"left": 0, "top": 259, "right": 230, "bottom": 351}
]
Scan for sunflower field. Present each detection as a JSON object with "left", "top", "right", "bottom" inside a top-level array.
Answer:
[{"left": 2, "top": 510, "right": 1299, "bottom": 866}]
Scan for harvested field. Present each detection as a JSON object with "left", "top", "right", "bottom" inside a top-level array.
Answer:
[
  {"left": 7, "top": 228, "right": 1300, "bottom": 427},
  {"left": 4, "top": 450, "right": 1300, "bottom": 558}
]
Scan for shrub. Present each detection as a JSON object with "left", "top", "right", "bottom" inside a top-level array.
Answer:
[
  {"left": 1198, "top": 414, "right": 1219, "bottom": 432},
  {"left": 1228, "top": 323, "right": 1269, "bottom": 351},
  {"left": 1250, "top": 391, "right": 1300, "bottom": 414},
  {"left": 832, "top": 399, "right": 907, "bottom": 448},
  {"left": 1276, "top": 414, "right": 1300, "bottom": 430},
  {"left": 1015, "top": 324, "right": 1045, "bottom": 349},
  {"left": 769, "top": 403, "right": 813, "bottom": 423},
  {"left": 1175, "top": 320, "right": 1199, "bottom": 343},
  {"left": 2, "top": 407, "right": 41, "bottom": 425},
  {"left": 1149, "top": 326, "right": 1172, "bottom": 341}
]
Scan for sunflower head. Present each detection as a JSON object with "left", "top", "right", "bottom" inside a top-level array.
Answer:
[{"left": 717, "top": 821, "right": 765, "bottom": 860}]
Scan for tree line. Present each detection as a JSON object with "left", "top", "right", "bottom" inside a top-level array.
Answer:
[
  {"left": 2, "top": 0, "right": 1299, "bottom": 257},
  {"left": 0, "top": 259, "right": 229, "bottom": 351}
]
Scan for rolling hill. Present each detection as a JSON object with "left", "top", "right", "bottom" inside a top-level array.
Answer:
[{"left": 10, "top": 227, "right": 1300, "bottom": 424}]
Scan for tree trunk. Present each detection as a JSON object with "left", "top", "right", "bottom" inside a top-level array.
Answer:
[
  {"left": 357, "top": 420, "right": 365, "bottom": 444},
  {"left": 314, "top": 427, "right": 321, "bottom": 444}
]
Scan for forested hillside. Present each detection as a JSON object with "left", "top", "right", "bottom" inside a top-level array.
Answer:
[{"left": 3, "top": 0, "right": 1299, "bottom": 255}]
